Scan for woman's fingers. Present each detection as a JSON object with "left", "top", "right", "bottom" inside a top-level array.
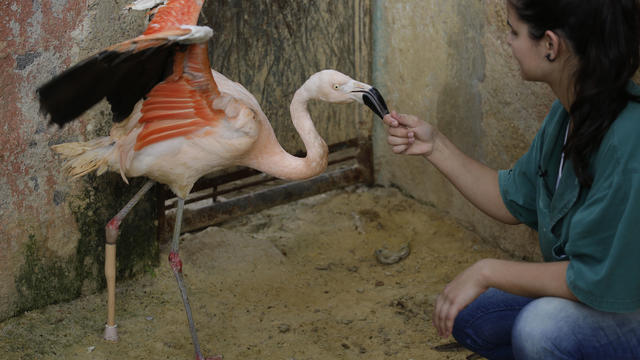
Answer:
[
  {"left": 383, "top": 112, "right": 399, "bottom": 127},
  {"left": 387, "top": 126, "right": 412, "bottom": 137},
  {"left": 394, "top": 112, "right": 421, "bottom": 128},
  {"left": 384, "top": 111, "right": 422, "bottom": 129},
  {"left": 434, "top": 293, "right": 449, "bottom": 337},
  {"left": 384, "top": 111, "right": 421, "bottom": 154},
  {"left": 434, "top": 286, "right": 465, "bottom": 338},
  {"left": 392, "top": 144, "right": 409, "bottom": 154},
  {"left": 387, "top": 126, "right": 413, "bottom": 145},
  {"left": 387, "top": 135, "right": 410, "bottom": 146},
  {"left": 444, "top": 304, "right": 458, "bottom": 337}
]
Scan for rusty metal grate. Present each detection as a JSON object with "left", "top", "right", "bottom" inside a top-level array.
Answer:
[{"left": 156, "top": 137, "right": 373, "bottom": 242}]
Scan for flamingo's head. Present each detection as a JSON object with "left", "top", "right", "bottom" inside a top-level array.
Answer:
[{"left": 307, "top": 70, "right": 389, "bottom": 119}]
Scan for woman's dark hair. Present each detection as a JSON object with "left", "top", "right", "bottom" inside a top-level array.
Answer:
[{"left": 508, "top": 0, "right": 640, "bottom": 187}]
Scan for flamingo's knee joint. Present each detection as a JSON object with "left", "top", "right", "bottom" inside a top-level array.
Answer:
[{"left": 169, "top": 252, "right": 182, "bottom": 273}]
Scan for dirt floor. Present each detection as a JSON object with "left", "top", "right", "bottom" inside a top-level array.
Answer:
[{"left": 0, "top": 186, "right": 512, "bottom": 360}]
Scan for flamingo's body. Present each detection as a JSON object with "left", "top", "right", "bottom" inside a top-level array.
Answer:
[
  {"left": 54, "top": 46, "right": 362, "bottom": 198},
  {"left": 38, "top": 0, "right": 387, "bottom": 358}
]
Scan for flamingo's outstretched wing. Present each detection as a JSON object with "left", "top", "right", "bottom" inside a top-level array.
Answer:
[
  {"left": 37, "top": 0, "right": 208, "bottom": 127},
  {"left": 133, "top": 43, "right": 226, "bottom": 151}
]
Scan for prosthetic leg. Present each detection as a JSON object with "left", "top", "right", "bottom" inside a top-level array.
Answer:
[
  {"left": 103, "top": 180, "right": 156, "bottom": 341},
  {"left": 103, "top": 181, "right": 221, "bottom": 359}
]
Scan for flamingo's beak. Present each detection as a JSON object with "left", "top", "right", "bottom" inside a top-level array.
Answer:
[
  {"left": 350, "top": 84, "right": 389, "bottom": 119},
  {"left": 362, "top": 87, "right": 389, "bottom": 119}
]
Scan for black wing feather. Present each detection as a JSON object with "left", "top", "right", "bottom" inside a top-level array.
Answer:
[{"left": 37, "top": 44, "right": 179, "bottom": 127}]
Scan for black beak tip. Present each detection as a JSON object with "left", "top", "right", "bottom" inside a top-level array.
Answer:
[{"left": 363, "top": 87, "right": 389, "bottom": 119}]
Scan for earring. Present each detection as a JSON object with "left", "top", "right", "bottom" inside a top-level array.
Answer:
[{"left": 545, "top": 54, "right": 556, "bottom": 62}]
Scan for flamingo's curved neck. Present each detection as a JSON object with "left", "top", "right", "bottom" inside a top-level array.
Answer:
[
  {"left": 245, "top": 78, "right": 328, "bottom": 180},
  {"left": 289, "top": 84, "right": 329, "bottom": 171}
]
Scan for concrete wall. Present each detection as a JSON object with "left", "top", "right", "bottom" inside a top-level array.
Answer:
[
  {"left": 0, "top": 0, "right": 374, "bottom": 322},
  {"left": 203, "top": 0, "right": 373, "bottom": 154},
  {"left": 0, "top": 0, "right": 158, "bottom": 321},
  {"left": 5, "top": 0, "right": 638, "bottom": 320},
  {"left": 371, "top": 0, "right": 555, "bottom": 259},
  {"left": 0, "top": 0, "right": 561, "bottom": 321}
]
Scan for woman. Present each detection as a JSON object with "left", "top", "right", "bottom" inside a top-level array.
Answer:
[{"left": 384, "top": 0, "right": 640, "bottom": 359}]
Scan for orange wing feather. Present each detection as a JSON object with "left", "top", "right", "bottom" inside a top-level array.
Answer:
[
  {"left": 109, "top": 0, "right": 205, "bottom": 54},
  {"left": 144, "top": 0, "right": 203, "bottom": 34},
  {"left": 38, "top": 0, "right": 211, "bottom": 127},
  {"left": 134, "top": 42, "right": 225, "bottom": 151}
]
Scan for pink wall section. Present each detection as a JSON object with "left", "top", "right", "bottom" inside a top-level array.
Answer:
[{"left": 0, "top": 0, "right": 145, "bottom": 320}]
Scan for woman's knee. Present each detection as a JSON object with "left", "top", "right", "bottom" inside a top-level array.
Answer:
[
  {"left": 453, "top": 288, "right": 530, "bottom": 358},
  {"left": 512, "top": 297, "right": 581, "bottom": 359},
  {"left": 451, "top": 288, "right": 503, "bottom": 351}
]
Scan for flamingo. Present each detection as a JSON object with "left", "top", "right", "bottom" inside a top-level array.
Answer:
[{"left": 37, "top": 0, "right": 388, "bottom": 359}]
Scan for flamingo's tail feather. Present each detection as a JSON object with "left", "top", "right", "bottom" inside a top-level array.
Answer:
[{"left": 51, "top": 138, "right": 124, "bottom": 181}]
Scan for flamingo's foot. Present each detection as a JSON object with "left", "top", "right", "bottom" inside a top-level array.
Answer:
[{"left": 103, "top": 324, "right": 118, "bottom": 342}]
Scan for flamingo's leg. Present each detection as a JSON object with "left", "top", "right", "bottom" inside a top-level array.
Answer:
[
  {"left": 169, "top": 198, "right": 222, "bottom": 360},
  {"left": 103, "top": 180, "right": 155, "bottom": 342}
]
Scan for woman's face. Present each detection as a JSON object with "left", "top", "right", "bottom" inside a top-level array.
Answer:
[{"left": 506, "top": 2, "right": 547, "bottom": 81}]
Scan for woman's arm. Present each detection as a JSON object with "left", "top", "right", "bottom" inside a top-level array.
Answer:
[
  {"left": 433, "top": 259, "right": 578, "bottom": 338},
  {"left": 384, "top": 112, "right": 519, "bottom": 224}
]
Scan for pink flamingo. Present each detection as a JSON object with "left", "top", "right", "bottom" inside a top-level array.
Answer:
[{"left": 37, "top": 0, "right": 388, "bottom": 359}]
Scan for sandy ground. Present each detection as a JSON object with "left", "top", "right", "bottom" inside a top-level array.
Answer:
[{"left": 0, "top": 186, "right": 511, "bottom": 359}]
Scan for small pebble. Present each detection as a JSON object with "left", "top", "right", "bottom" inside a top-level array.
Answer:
[
  {"left": 278, "top": 324, "right": 290, "bottom": 333},
  {"left": 87, "top": 346, "right": 96, "bottom": 353},
  {"left": 146, "top": 316, "right": 153, "bottom": 321}
]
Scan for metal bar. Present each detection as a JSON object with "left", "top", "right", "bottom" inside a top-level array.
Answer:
[
  {"left": 156, "top": 183, "right": 167, "bottom": 244},
  {"left": 328, "top": 154, "right": 357, "bottom": 166},
  {"left": 170, "top": 153, "right": 358, "bottom": 212},
  {"left": 163, "top": 140, "right": 360, "bottom": 210},
  {"left": 160, "top": 164, "right": 366, "bottom": 241},
  {"left": 356, "top": 136, "right": 374, "bottom": 185},
  {"left": 190, "top": 168, "right": 261, "bottom": 194},
  {"left": 185, "top": 177, "right": 280, "bottom": 205},
  {"left": 185, "top": 139, "right": 357, "bottom": 196},
  {"left": 156, "top": 137, "right": 373, "bottom": 242}
]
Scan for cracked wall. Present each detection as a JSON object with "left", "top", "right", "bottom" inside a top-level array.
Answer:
[
  {"left": 0, "top": 0, "right": 157, "bottom": 321},
  {"left": 0, "top": 0, "right": 372, "bottom": 321}
]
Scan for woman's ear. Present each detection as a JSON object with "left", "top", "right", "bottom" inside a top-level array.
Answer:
[{"left": 543, "top": 30, "right": 561, "bottom": 62}]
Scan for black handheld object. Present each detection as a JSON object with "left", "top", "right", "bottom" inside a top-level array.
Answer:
[{"left": 362, "top": 87, "right": 389, "bottom": 119}]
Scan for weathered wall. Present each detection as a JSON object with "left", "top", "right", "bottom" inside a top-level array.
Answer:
[
  {"left": 10, "top": 0, "right": 635, "bottom": 320},
  {"left": 0, "top": 0, "right": 158, "bottom": 321},
  {"left": 203, "top": 0, "right": 373, "bottom": 154},
  {"left": 0, "top": 0, "right": 374, "bottom": 321},
  {"left": 372, "top": 0, "right": 554, "bottom": 259}
]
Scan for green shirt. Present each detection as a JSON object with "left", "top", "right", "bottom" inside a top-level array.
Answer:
[{"left": 498, "top": 84, "right": 640, "bottom": 313}]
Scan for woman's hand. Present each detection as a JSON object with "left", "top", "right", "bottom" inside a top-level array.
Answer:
[
  {"left": 433, "top": 259, "right": 577, "bottom": 338},
  {"left": 383, "top": 111, "right": 438, "bottom": 156},
  {"left": 433, "top": 259, "right": 490, "bottom": 338}
]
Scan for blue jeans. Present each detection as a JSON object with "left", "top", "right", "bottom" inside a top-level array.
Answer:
[{"left": 452, "top": 288, "right": 640, "bottom": 359}]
